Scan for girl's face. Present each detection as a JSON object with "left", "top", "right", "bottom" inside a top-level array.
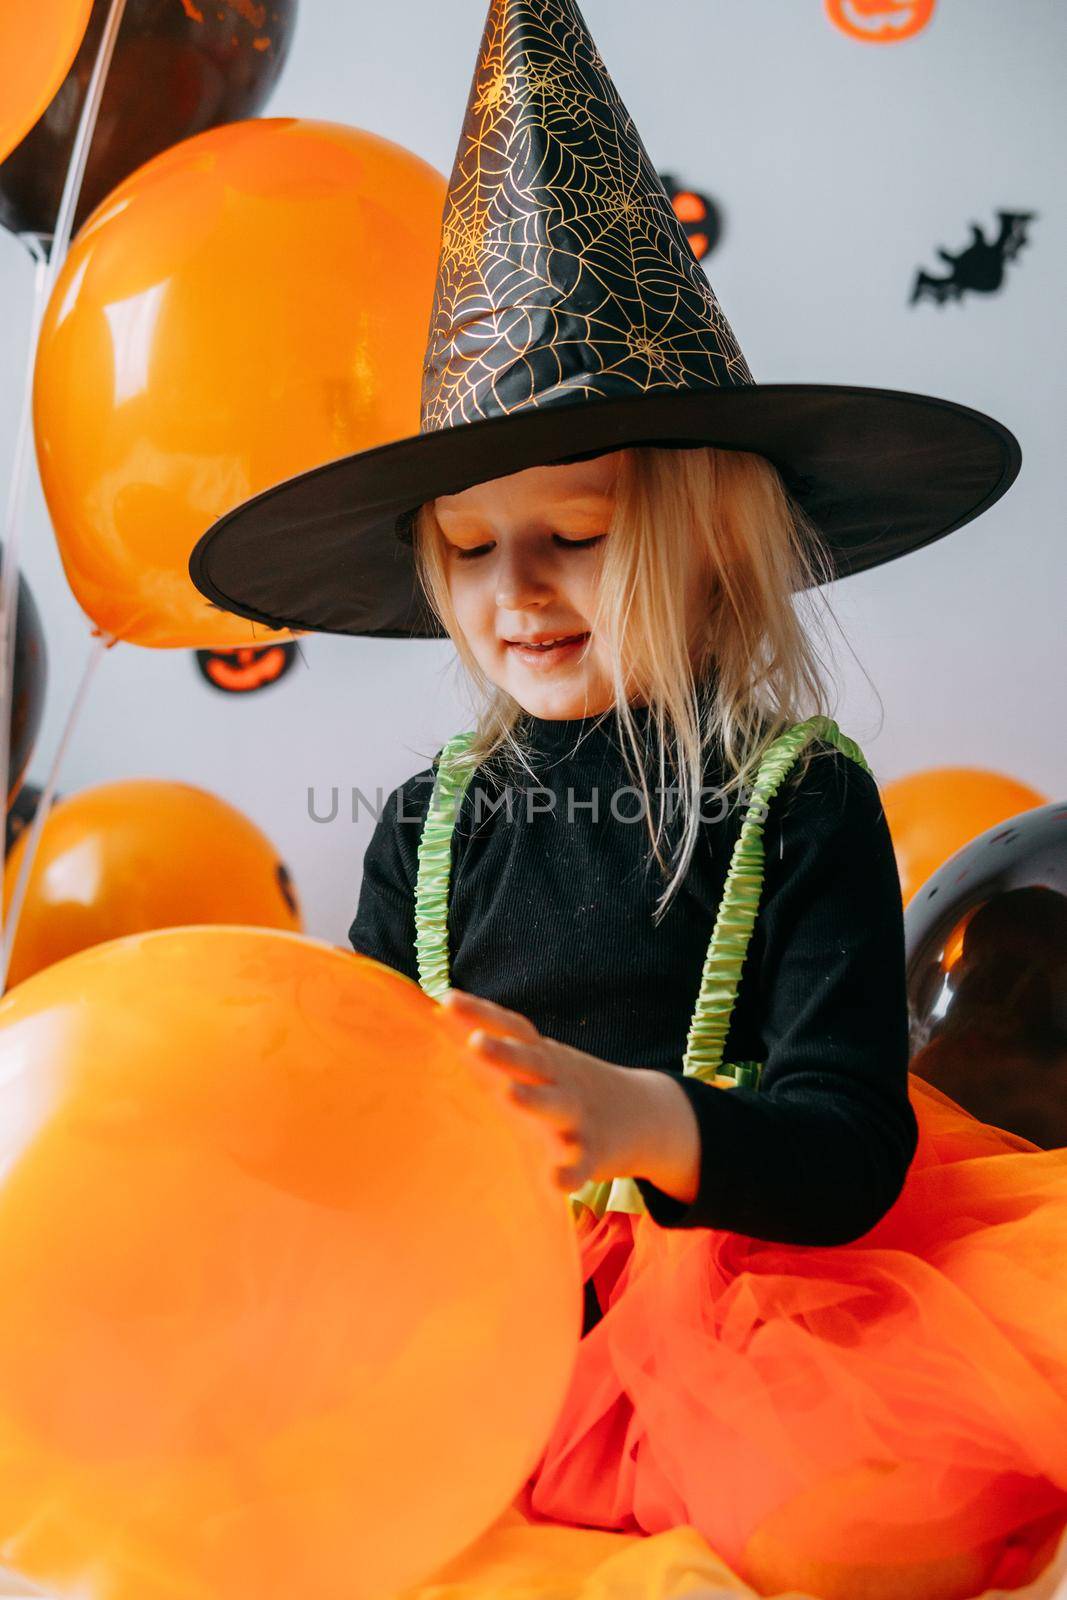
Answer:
[{"left": 434, "top": 452, "right": 628, "bottom": 720}]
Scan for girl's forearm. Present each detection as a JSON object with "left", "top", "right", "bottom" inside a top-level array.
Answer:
[{"left": 628, "top": 1068, "right": 702, "bottom": 1207}]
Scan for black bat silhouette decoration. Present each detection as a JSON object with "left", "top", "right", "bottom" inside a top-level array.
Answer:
[{"left": 910, "top": 211, "right": 1037, "bottom": 306}]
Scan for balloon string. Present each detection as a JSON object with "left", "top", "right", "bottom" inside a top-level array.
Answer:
[
  {"left": 1, "top": 629, "right": 117, "bottom": 995},
  {"left": 0, "top": 237, "right": 48, "bottom": 918},
  {"left": 49, "top": 0, "right": 131, "bottom": 270},
  {"left": 0, "top": 0, "right": 129, "bottom": 959}
]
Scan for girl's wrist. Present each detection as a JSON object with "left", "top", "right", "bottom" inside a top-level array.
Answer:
[{"left": 627, "top": 1068, "right": 702, "bottom": 1207}]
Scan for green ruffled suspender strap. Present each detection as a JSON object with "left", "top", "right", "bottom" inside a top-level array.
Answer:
[{"left": 414, "top": 715, "right": 872, "bottom": 1222}]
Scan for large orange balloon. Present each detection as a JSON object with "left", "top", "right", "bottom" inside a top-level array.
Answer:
[
  {"left": 0, "top": 0, "right": 93, "bottom": 165},
  {"left": 882, "top": 767, "right": 1048, "bottom": 907},
  {"left": 3, "top": 779, "right": 302, "bottom": 987},
  {"left": 33, "top": 118, "right": 447, "bottom": 648},
  {"left": 0, "top": 930, "right": 581, "bottom": 1600}
]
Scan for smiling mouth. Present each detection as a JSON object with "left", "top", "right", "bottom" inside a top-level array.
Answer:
[
  {"left": 506, "top": 632, "right": 591, "bottom": 658},
  {"left": 840, "top": 1, "right": 919, "bottom": 29}
]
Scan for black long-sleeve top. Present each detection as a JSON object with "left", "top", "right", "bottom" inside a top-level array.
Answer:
[{"left": 348, "top": 702, "right": 918, "bottom": 1249}]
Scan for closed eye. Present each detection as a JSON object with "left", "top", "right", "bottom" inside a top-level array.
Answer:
[{"left": 452, "top": 534, "right": 606, "bottom": 562}]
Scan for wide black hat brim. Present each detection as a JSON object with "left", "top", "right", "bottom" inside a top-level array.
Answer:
[{"left": 188, "top": 384, "right": 1020, "bottom": 641}]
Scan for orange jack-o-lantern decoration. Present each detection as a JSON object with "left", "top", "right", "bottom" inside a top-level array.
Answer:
[
  {"left": 195, "top": 642, "right": 298, "bottom": 694},
  {"left": 825, "top": 0, "right": 937, "bottom": 44},
  {"left": 660, "top": 173, "right": 721, "bottom": 262}
]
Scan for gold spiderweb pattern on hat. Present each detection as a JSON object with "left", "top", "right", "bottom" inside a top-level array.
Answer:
[{"left": 421, "top": 0, "right": 755, "bottom": 433}]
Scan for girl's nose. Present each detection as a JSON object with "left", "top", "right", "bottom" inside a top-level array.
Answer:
[{"left": 494, "top": 549, "right": 555, "bottom": 610}]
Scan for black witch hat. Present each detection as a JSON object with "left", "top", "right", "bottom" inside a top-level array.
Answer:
[{"left": 189, "top": 0, "right": 1020, "bottom": 640}]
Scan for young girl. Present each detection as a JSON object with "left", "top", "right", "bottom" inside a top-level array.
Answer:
[
  {"left": 346, "top": 443, "right": 1067, "bottom": 1600},
  {"left": 187, "top": 1, "right": 1067, "bottom": 1593}
]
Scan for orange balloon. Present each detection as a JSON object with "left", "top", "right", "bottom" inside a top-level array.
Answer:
[
  {"left": 0, "top": 0, "right": 93, "bottom": 165},
  {"left": 882, "top": 768, "right": 1048, "bottom": 906},
  {"left": 3, "top": 779, "right": 302, "bottom": 987},
  {"left": 32, "top": 118, "right": 447, "bottom": 648},
  {"left": 0, "top": 930, "right": 581, "bottom": 1600}
]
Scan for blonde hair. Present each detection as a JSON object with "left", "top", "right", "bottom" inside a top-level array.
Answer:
[{"left": 412, "top": 444, "right": 855, "bottom": 925}]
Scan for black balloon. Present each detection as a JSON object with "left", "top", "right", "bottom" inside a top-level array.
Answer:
[
  {"left": 5, "top": 781, "right": 51, "bottom": 856},
  {"left": 0, "top": 554, "right": 49, "bottom": 832},
  {"left": 0, "top": 560, "right": 48, "bottom": 811},
  {"left": 905, "top": 802, "right": 1067, "bottom": 1149},
  {"left": 0, "top": 0, "right": 298, "bottom": 246}
]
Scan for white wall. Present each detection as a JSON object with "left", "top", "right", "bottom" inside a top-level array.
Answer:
[{"left": 0, "top": 0, "right": 1062, "bottom": 944}]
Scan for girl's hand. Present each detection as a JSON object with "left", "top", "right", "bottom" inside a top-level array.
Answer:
[{"left": 440, "top": 987, "right": 651, "bottom": 1193}]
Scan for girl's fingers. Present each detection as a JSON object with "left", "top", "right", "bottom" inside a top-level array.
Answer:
[
  {"left": 508, "top": 1078, "right": 579, "bottom": 1131},
  {"left": 473, "top": 1063, "right": 585, "bottom": 1174},
  {"left": 442, "top": 988, "right": 541, "bottom": 1042},
  {"left": 470, "top": 1036, "right": 575, "bottom": 1120},
  {"left": 470, "top": 1030, "right": 552, "bottom": 1084},
  {"left": 437, "top": 994, "right": 518, "bottom": 1052}
]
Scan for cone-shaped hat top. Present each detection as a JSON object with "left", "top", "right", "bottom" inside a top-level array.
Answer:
[{"left": 421, "top": 0, "right": 754, "bottom": 433}]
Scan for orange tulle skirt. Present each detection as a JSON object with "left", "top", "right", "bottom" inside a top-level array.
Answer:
[{"left": 498, "top": 1074, "right": 1067, "bottom": 1600}]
